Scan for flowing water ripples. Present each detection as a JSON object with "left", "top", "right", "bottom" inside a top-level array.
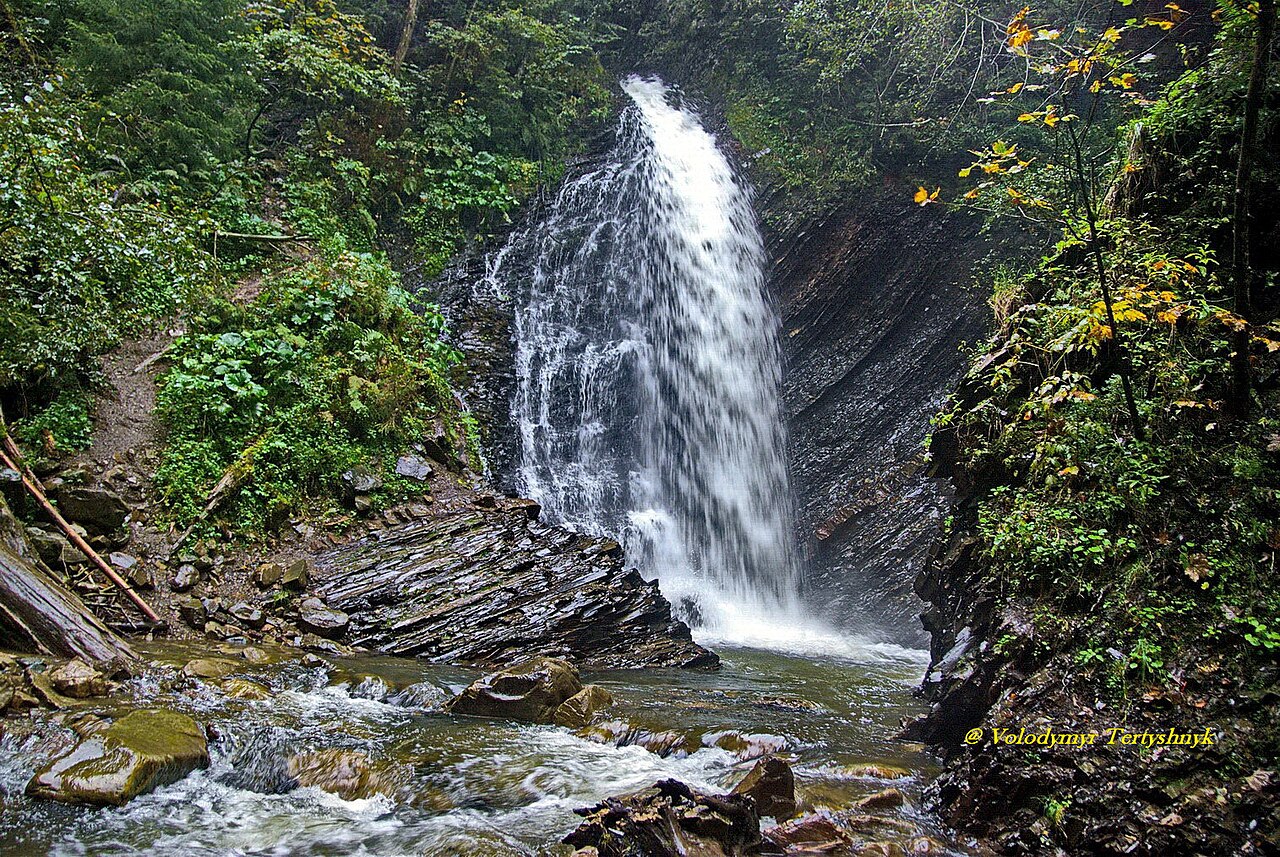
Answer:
[{"left": 0, "top": 647, "right": 948, "bottom": 856}]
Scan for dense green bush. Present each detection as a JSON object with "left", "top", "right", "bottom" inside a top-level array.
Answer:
[
  {"left": 0, "top": 80, "right": 210, "bottom": 390},
  {"left": 155, "top": 239, "right": 463, "bottom": 530},
  {"left": 937, "top": 138, "right": 1280, "bottom": 693}
]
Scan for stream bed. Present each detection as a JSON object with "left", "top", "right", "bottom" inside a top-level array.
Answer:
[{"left": 0, "top": 641, "right": 959, "bottom": 855}]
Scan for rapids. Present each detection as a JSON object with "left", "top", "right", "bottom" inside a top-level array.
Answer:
[{"left": 0, "top": 643, "right": 946, "bottom": 855}]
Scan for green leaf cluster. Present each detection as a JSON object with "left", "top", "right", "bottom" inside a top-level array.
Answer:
[{"left": 155, "top": 239, "right": 462, "bottom": 532}]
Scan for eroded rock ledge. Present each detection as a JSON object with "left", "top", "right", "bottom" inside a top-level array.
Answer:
[{"left": 314, "top": 499, "right": 718, "bottom": 670}]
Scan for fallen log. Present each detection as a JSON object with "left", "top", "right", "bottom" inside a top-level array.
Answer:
[{"left": 0, "top": 497, "right": 137, "bottom": 670}]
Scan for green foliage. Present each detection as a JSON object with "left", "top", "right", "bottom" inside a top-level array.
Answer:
[
  {"left": 3, "top": 0, "right": 610, "bottom": 531},
  {"left": 155, "top": 240, "right": 461, "bottom": 531},
  {"left": 55, "top": 0, "right": 252, "bottom": 185},
  {"left": 0, "top": 79, "right": 209, "bottom": 389},
  {"left": 11, "top": 386, "right": 94, "bottom": 460},
  {"left": 936, "top": 21, "right": 1280, "bottom": 693}
]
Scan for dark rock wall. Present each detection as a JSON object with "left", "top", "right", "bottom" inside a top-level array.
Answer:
[{"left": 767, "top": 190, "right": 992, "bottom": 643}]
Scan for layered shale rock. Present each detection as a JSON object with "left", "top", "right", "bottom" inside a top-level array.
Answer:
[
  {"left": 314, "top": 500, "right": 717, "bottom": 670},
  {"left": 768, "top": 190, "right": 995, "bottom": 643}
]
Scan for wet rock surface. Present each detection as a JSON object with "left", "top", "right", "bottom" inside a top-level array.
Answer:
[
  {"left": 313, "top": 501, "right": 717, "bottom": 670},
  {"left": 564, "top": 770, "right": 933, "bottom": 857},
  {"left": 553, "top": 683, "right": 615, "bottom": 728},
  {"left": 731, "top": 756, "right": 797, "bottom": 822},
  {"left": 446, "top": 656, "right": 583, "bottom": 723},
  {"left": 769, "top": 191, "right": 993, "bottom": 642},
  {"left": 565, "top": 778, "right": 772, "bottom": 857},
  {"left": 26, "top": 708, "right": 209, "bottom": 806}
]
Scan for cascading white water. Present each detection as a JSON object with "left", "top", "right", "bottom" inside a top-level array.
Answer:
[{"left": 499, "top": 76, "right": 909, "bottom": 657}]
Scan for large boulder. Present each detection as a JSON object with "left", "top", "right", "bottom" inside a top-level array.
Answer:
[
  {"left": 26, "top": 709, "right": 209, "bottom": 806},
  {"left": 731, "top": 756, "right": 797, "bottom": 821},
  {"left": 49, "top": 486, "right": 129, "bottom": 532},
  {"left": 296, "top": 598, "right": 349, "bottom": 639},
  {"left": 446, "top": 657, "right": 583, "bottom": 723},
  {"left": 564, "top": 778, "right": 770, "bottom": 857}
]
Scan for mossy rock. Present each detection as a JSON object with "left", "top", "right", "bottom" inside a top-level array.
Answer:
[{"left": 26, "top": 708, "right": 209, "bottom": 806}]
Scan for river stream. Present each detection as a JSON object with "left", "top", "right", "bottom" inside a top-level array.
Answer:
[{"left": 0, "top": 642, "right": 952, "bottom": 855}]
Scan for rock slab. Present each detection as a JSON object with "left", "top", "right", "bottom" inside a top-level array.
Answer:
[
  {"left": 314, "top": 503, "right": 717, "bottom": 670},
  {"left": 27, "top": 709, "right": 209, "bottom": 806}
]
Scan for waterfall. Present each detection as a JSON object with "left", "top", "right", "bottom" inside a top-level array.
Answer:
[{"left": 497, "top": 75, "right": 822, "bottom": 647}]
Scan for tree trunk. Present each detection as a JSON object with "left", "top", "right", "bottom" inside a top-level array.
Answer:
[
  {"left": 393, "top": 0, "right": 422, "bottom": 75},
  {"left": 0, "top": 498, "right": 137, "bottom": 670},
  {"left": 1229, "top": 0, "right": 1276, "bottom": 414}
]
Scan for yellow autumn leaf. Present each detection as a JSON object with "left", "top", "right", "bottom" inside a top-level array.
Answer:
[
  {"left": 1102, "top": 26, "right": 1123, "bottom": 42},
  {"left": 1008, "top": 28, "right": 1034, "bottom": 49},
  {"left": 1018, "top": 112, "right": 1037, "bottom": 122},
  {"left": 1007, "top": 81, "right": 1025, "bottom": 94},
  {"left": 914, "top": 186, "right": 940, "bottom": 206}
]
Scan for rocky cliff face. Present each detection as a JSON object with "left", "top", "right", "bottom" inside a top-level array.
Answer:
[{"left": 766, "top": 189, "right": 992, "bottom": 643}]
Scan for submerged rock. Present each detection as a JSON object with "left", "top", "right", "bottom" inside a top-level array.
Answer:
[
  {"left": 732, "top": 756, "right": 797, "bottom": 821},
  {"left": 313, "top": 505, "right": 717, "bottom": 670},
  {"left": 446, "top": 657, "right": 582, "bottom": 723},
  {"left": 26, "top": 709, "right": 209, "bottom": 806},
  {"left": 183, "top": 658, "right": 239, "bottom": 679},
  {"left": 288, "top": 749, "right": 384, "bottom": 801},
  {"left": 762, "top": 815, "right": 852, "bottom": 853},
  {"left": 855, "top": 787, "right": 905, "bottom": 811},
  {"left": 565, "top": 778, "right": 769, "bottom": 857},
  {"left": 578, "top": 721, "right": 701, "bottom": 758}
]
